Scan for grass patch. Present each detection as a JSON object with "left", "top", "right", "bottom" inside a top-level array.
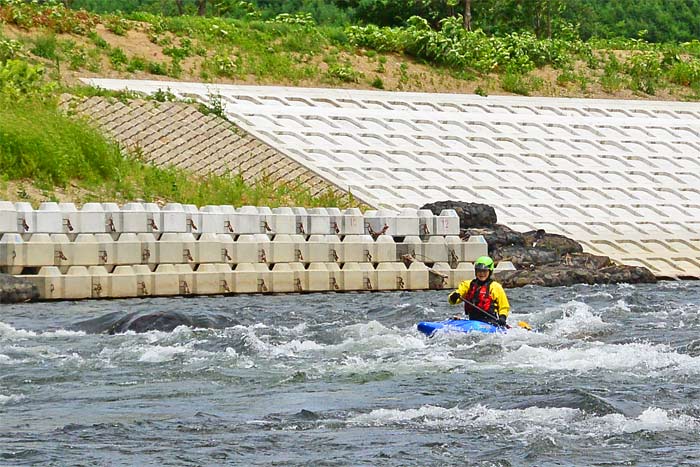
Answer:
[{"left": 0, "top": 98, "right": 354, "bottom": 208}]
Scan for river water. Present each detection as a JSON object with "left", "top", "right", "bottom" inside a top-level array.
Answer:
[{"left": 1, "top": 282, "right": 700, "bottom": 466}]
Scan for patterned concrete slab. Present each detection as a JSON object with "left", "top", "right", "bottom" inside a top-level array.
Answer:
[
  {"left": 82, "top": 80, "right": 700, "bottom": 278},
  {"left": 62, "top": 94, "right": 349, "bottom": 201}
]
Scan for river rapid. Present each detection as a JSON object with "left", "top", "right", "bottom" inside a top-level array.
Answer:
[{"left": 1, "top": 282, "right": 700, "bottom": 466}]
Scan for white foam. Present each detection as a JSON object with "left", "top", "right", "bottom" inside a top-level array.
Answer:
[
  {"left": 502, "top": 341, "right": 700, "bottom": 374},
  {"left": 138, "top": 345, "right": 191, "bottom": 363},
  {"left": 0, "top": 322, "right": 36, "bottom": 340},
  {"left": 583, "top": 407, "right": 700, "bottom": 435},
  {"left": 0, "top": 394, "right": 25, "bottom": 405},
  {"left": 0, "top": 322, "right": 85, "bottom": 341},
  {"left": 548, "top": 301, "right": 610, "bottom": 338},
  {"left": 349, "top": 404, "right": 699, "bottom": 437},
  {"left": 0, "top": 354, "right": 11, "bottom": 364}
]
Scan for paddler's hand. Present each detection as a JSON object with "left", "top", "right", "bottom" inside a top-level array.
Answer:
[
  {"left": 497, "top": 314, "right": 508, "bottom": 327},
  {"left": 448, "top": 291, "right": 461, "bottom": 305}
]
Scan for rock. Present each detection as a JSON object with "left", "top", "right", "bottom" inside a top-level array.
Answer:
[
  {"left": 421, "top": 201, "right": 497, "bottom": 227},
  {"left": 495, "top": 263, "right": 656, "bottom": 288},
  {"left": 522, "top": 230, "right": 583, "bottom": 256},
  {"left": 0, "top": 274, "right": 39, "bottom": 303},
  {"left": 462, "top": 224, "right": 525, "bottom": 251}
]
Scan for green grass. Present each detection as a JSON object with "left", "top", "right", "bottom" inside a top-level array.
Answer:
[{"left": 0, "top": 98, "right": 354, "bottom": 208}]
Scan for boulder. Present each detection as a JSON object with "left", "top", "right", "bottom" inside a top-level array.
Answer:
[
  {"left": 421, "top": 201, "right": 497, "bottom": 227},
  {"left": 0, "top": 274, "right": 39, "bottom": 303}
]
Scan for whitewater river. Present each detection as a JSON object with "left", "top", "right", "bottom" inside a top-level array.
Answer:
[{"left": 1, "top": 281, "right": 700, "bottom": 466}]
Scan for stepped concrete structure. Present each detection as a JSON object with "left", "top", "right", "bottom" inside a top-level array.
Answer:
[
  {"left": 84, "top": 79, "right": 700, "bottom": 279},
  {"left": 0, "top": 202, "right": 485, "bottom": 300}
]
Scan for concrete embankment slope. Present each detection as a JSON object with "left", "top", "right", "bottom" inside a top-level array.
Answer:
[{"left": 82, "top": 80, "right": 700, "bottom": 279}]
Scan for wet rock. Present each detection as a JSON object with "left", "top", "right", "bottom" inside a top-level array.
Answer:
[
  {"left": 462, "top": 224, "right": 525, "bottom": 251},
  {"left": 0, "top": 274, "right": 39, "bottom": 303},
  {"left": 522, "top": 230, "right": 583, "bottom": 256},
  {"left": 496, "top": 263, "right": 656, "bottom": 288},
  {"left": 421, "top": 201, "right": 497, "bottom": 227},
  {"left": 434, "top": 200, "right": 657, "bottom": 287}
]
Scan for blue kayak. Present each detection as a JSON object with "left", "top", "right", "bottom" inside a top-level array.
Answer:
[{"left": 417, "top": 319, "right": 504, "bottom": 337}]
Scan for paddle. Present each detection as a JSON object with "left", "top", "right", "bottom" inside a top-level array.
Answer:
[{"left": 459, "top": 300, "right": 532, "bottom": 331}]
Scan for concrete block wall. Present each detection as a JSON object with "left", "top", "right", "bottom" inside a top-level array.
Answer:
[{"left": 0, "top": 201, "right": 488, "bottom": 300}]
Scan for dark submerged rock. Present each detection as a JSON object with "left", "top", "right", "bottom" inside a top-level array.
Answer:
[{"left": 0, "top": 274, "right": 39, "bottom": 303}]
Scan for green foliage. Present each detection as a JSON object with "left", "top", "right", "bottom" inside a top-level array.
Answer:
[
  {"left": 326, "top": 62, "right": 361, "bottom": 82},
  {"left": 103, "top": 13, "right": 131, "bottom": 35},
  {"left": 500, "top": 72, "right": 542, "bottom": 96},
  {"left": 0, "top": 1, "right": 99, "bottom": 35},
  {"left": 348, "top": 16, "right": 588, "bottom": 74},
  {"left": 626, "top": 51, "right": 663, "bottom": 94},
  {"left": 0, "top": 99, "right": 125, "bottom": 187},
  {"left": 0, "top": 37, "right": 23, "bottom": 62},
  {"left": 108, "top": 46, "right": 127, "bottom": 69},
  {"left": 30, "top": 34, "right": 59, "bottom": 60},
  {"left": 0, "top": 59, "right": 53, "bottom": 100},
  {"left": 668, "top": 59, "right": 700, "bottom": 89}
]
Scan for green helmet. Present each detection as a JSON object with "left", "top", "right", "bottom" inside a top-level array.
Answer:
[{"left": 474, "top": 256, "right": 495, "bottom": 272}]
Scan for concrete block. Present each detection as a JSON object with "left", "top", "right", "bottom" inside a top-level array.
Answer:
[
  {"left": 58, "top": 203, "right": 79, "bottom": 235},
  {"left": 342, "top": 262, "right": 376, "bottom": 291},
  {"left": 122, "top": 202, "right": 151, "bottom": 233},
  {"left": 111, "top": 265, "right": 138, "bottom": 298},
  {"left": 136, "top": 233, "right": 159, "bottom": 268},
  {"left": 232, "top": 234, "right": 264, "bottom": 264},
  {"left": 375, "top": 235, "right": 397, "bottom": 263},
  {"left": 327, "top": 262, "right": 343, "bottom": 291},
  {"left": 270, "top": 263, "right": 295, "bottom": 293},
  {"left": 464, "top": 235, "right": 488, "bottom": 262},
  {"left": 417, "top": 209, "right": 435, "bottom": 236},
  {"left": 454, "top": 262, "right": 475, "bottom": 283},
  {"left": 158, "top": 232, "right": 197, "bottom": 264},
  {"left": 132, "top": 264, "right": 154, "bottom": 297},
  {"left": 36, "top": 202, "right": 63, "bottom": 234},
  {"left": 0, "top": 201, "right": 18, "bottom": 234},
  {"left": 88, "top": 265, "right": 111, "bottom": 299},
  {"left": 341, "top": 235, "right": 376, "bottom": 263},
  {"left": 200, "top": 205, "right": 225, "bottom": 234},
  {"left": 340, "top": 208, "right": 364, "bottom": 235},
  {"left": 15, "top": 202, "right": 36, "bottom": 234},
  {"left": 152, "top": 263, "right": 181, "bottom": 296},
  {"left": 376, "top": 262, "right": 408, "bottom": 290},
  {"left": 64, "top": 266, "right": 93, "bottom": 300},
  {"left": 194, "top": 263, "right": 227, "bottom": 295},
  {"left": 424, "top": 236, "right": 449, "bottom": 263},
  {"left": 396, "top": 236, "right": 424, "bottom": 263},
  {"left": 407, "top": 261, "right": 430, "bottom": 290},
  {"left": 396, "top": 208, "right": 420, "bottom": 236},
  {"left": 289, "top": 262, "right": 306, "bottom": 292},
  {"left": 305, "top": 263, "right": 331, "bottom": 292},
  {"left": 269, "top": 234, "right": 297, "bottom": 263},
  {"left": 436, "top": 209, "right": 460, "bottom": 236},
  {"left": 161, "top": 203, "right": 188, "bottom": 233},
  {"left": 432, "top": 262, "right": 455, "bottom": 289},
  {"left": 183, "top": 204, "right": 202, "bottom": 234},
  {"left": 233, "top": 262, "right": 269, "bottom": 293},
  {"left": 292, "top": 207, "right": 310, "bottom": 235},
  {"left": 102, "top": 202, "right": 122, "bottom": 235},
  {"left": 174, "top": 263, "right": 195, "bottom": 295},
  {"left": 111, "top": 233, "right": 142, "bottom": 266},
  {"left": 269, "top": 207, "right": 297, "bottom": 235},
  {"left": 236, "top": 206, "right": 261, "bottom": 234},
  {"left": 219, "top": 205, "right": 237, "bottom": 234},
  {"left": 79, "top": 203, "right": 108, "bottom": 234},
  {"left": 307, "top": 207, "right": 331, "bottom": 235},
  {"left": 364, "top": 209, "right": 396, "bottom": 237}
]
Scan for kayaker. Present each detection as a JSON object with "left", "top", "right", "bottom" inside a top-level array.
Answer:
[{"left": 447, "top": 255, "right": 510, "bottom": 327}]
